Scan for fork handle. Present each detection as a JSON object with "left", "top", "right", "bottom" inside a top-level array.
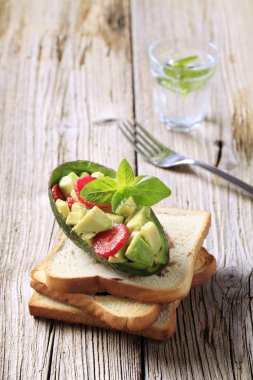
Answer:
[{"left": 193, "top": 160, "right": 253, "bottom": 196}]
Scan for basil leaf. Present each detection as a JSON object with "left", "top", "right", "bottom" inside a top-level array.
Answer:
[
  {"left": 81, "top": 177, "right": 118, "bottom": 204},
  {"left": 112, "top": 188, "right": 131, "bottom": 213},
  {"left": 116, "top": 159, "right": 135, "bottom": 186},
  {"left": 132, "top": 175, "right": 146, "bottom": 186},
  {"left": 133, "top": 176, "right": 171, "bottom": 206}
]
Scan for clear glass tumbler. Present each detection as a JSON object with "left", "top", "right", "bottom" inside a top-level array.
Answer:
[{"left": 148, "top": 38, "right": 219, "bottom": 132}]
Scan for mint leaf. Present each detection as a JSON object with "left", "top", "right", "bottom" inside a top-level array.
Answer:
[
  {"left": 132, "top": 176, "right": 171, "bottom": 206},
  {"left": 111, "top": 188, "right": 131, "bottom": 213},
  {"left": 172, "top": 55, "right": 198, "bottom": 67},
  {"left": 158, "top": 55, "right": 214, "bottom": 98},
  {"left": 116, "top": 159, "right": 135, "bottom": 186},
  {"left": 81, "top": 177, "right": 118, "bottom": 204}
]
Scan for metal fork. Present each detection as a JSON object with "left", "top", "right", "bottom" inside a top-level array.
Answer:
[{"left": 119, "top": 120, "right": 253, "bottom": 196}]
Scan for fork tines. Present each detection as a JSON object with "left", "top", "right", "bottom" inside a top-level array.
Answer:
[{"left": 118, "top": 120, "right": 162, "bottom": 159}]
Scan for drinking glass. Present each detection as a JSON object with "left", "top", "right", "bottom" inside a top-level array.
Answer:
[{"left": 148, "top": 38, "right": 219, "bottom": 132}]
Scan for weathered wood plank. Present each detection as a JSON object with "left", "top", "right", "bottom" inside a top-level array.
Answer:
[
  {"left": 131, "top": 0, "right": 253, "bottom": 379},
  {"left": 1, "top": 0, "right": 253, "bottom": 379},
  {"left": 0, "top": 1, "right": 141, "bottom": 379}
]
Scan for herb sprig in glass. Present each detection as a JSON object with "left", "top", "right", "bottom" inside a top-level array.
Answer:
[{"left": 156, "top": 55, "right": 215, "bottom": 98}]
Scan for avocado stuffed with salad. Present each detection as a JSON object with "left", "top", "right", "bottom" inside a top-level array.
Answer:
[{"left": 49, "top": 159, "right": 171, "bottom": 276}]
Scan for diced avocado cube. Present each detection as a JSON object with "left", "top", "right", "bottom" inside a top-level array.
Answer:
[
  {"left": 91, "top": 171, "right": 104, "bottom": 179},
  {"left": 124, "top": 212, "right": 134, "bottom": 224},
  {"left": 106, "top": 213, "right": 124, "bottom": 224},
  {"left": 72, "top": 202, "right": 87, "bottom": 212},
  {"left": 59, "top": 172, "right": 79, "bottom": 198},
  {"left": 55, "top": 199, "right": 69, "bottom": 219},
  {"left": 108, "top": 248, "right": 128, "bottom": 263},
  {"left": 66, "top": 210, "right": 87, "bottom": 226},
  {"left": 128, "top": 230, "right": 142, "bottom": 244},
  {"left": 82, "top": 232, "right": 96, "bottom": 240},
  {"left": 126, "top": 207, "right": 150, "bottom": 232},
  {"left": 70, "top": 189, "right": 79, "bottom": 202},
  {"left": 141, "top": 221, "right": 162, "bottom": 253},
  {"left": 80, "top": 172, "right": 89, "bottom": 178},
  {"left": 125, "top": 235, "right": 155, "bottom": 267},
  {"left": 124, "top": 208, "right": 141, "bottom": 224},
  {"left": 115, "top": 196, "right": 137, "bottom": 217},
  {"left": 73, "top": 206, "right": 113, "bottom": 234}
]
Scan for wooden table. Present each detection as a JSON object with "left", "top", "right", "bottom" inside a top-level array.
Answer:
[{"left": 1, "top": 1, "right": 252, "bottom": 379}]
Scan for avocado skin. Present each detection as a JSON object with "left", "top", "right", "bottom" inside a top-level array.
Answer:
[{"left": 49, "top": 160, "right": 169, "bottom": 276}]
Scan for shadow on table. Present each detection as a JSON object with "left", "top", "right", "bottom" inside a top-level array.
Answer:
[{"left": 142, "top": 266, "right": 252, "bottom": 378}]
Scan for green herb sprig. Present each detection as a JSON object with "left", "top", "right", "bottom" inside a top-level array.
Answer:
[
  {"left": 157, "top": 55, "right": 214, "bottom": 98},
  {"left": 81, "top": 159, "right": 171, "bottom": 212}
]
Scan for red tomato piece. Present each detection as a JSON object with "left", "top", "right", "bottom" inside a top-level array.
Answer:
[
  {"left": 52, "top": 184, "right": 65, "bottom": 201},
  {"left": 92, "top": 224, "right": 130, "bottom": 258},
  {"left": 74, "top": 176, "right": 111, "bottom": 210},
  {"left": 66, "top": 197, "right": 75, "bottom": 209}
]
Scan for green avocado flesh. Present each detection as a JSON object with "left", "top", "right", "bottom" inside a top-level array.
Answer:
[
  {"left": 73, "top": 206, "right": 113, "bottom": 234},
  {"left": 59, "top": 172, "right": 79, "bottom": 198},
  {"left": 108, "top": 248, "right": 127, "bottom": 263},
  {"left": 125, "top": 235, "right": 155, "bottom": 266},
  {"left": 126, "top": 207, "right": 150, "bottom": 232},
  {"left": 116, "top": 196, "right": 137, "bottom": 217},
  {"left": 49, "top": 160, "right": 169, "bottom": 276}
]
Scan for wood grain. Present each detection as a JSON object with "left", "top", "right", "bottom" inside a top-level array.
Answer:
[
  {"left": 131, "top": 0, "right": 253, "bottom": 379},
  {"left": 0, "top": 0, "right": 252, "bottom": 379},
  {"left": 0, "top": 1, "right": 140, "bottom": 379}
]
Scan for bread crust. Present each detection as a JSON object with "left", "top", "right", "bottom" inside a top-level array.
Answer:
[
  {"left": 192, "top": 247, "right": 217, "bottom": 288},
  {"left": 29, "top": 293, "right": 109, "bottom": 328},
  {"left": 31, "top": 257, "right": 162, "bottom": 331},
  {"left": 29, "top": 246, "right": 216, "bottom": 341},
  {"left": 45, "top": 208, "right": 211, "bottom": 303},
  {"left": 29, "top": 292, "right": 178, "bottom": 341}
]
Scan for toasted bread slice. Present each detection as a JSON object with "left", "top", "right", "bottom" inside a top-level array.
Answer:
[
  {"left": 31, "top": 242, "right": 216, "bottom": 332},
  {"left": 29, "top": 248, "right": 216, "bottom": 340},
  {"left": 31, "top": 249, "right": 162, "bottom": 331},
  {"left": 29, "top": 292, "right": 178, "bottom": 341},
  {"left": 45, "top": 208, "right": 211, "bottom": 303}
]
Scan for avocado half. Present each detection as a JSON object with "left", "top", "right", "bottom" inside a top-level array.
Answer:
[{"left": 49, "top": 160, "right": 169, "bottom": 276}]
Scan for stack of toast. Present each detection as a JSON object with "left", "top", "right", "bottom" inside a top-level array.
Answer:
[{"left": 29, "top": 207, "right": 216, "bottom": 340}]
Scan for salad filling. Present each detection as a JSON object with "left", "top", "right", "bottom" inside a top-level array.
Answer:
[{"left": 49, "top": 159, "right": 172, "bottom": 276}]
